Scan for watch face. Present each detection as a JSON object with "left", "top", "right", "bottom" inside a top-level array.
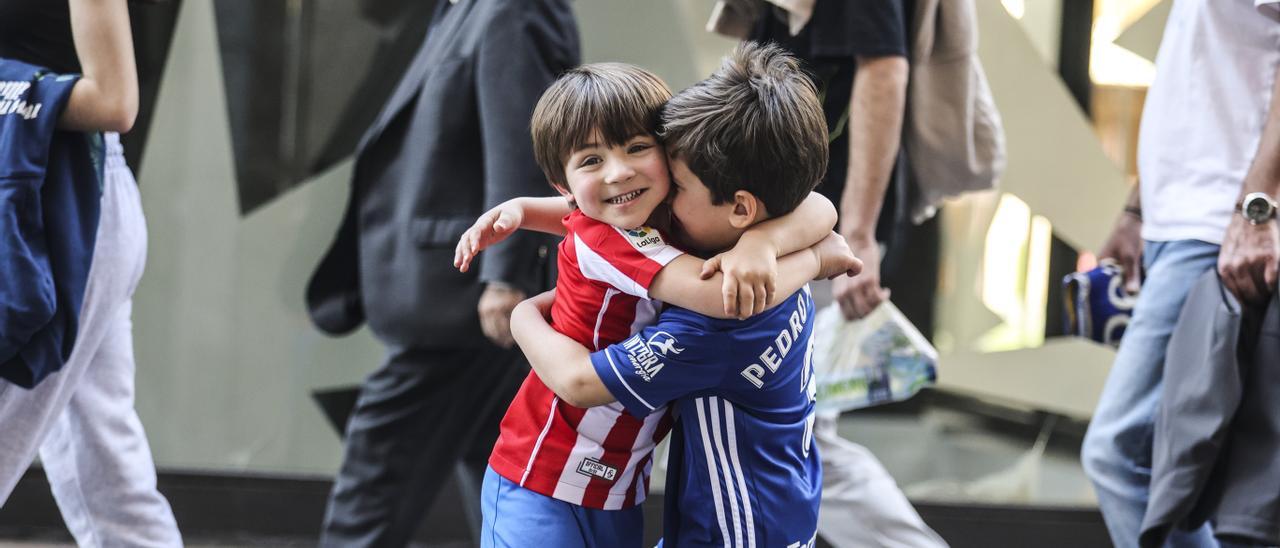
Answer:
[{"left": 1246, "top": 197, "right": 1274, "bottom": 222}]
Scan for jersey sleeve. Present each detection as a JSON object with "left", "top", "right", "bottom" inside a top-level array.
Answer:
[
  {"left": 570, "top": 216, "right": 683, "bottom": 299},
  {"left": 590, "top": 310, "right": 726, "bottom": 418}
]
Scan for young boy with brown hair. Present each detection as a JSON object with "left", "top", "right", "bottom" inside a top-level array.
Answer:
[{"left": 508, "top": 42, "right": 845, "bottom": 547}]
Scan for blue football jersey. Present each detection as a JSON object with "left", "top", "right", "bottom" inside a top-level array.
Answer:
[{"left": 591, "top": 286, "right": 821, "bottom": 548}]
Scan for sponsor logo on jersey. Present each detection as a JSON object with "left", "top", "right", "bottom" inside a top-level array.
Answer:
[
  {"left": 576, "top": 457, "right": 619, "bottom": 482},
  {"left": 621, "top": 331, "right": 681, "bottom": 382},
  {"left": 647, "top": 331, "right": 684, "bottom": 357},
  {"left": 624, "top": 226, "right": 663, "bottom": 249}
]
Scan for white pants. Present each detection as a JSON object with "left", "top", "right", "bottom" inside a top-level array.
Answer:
[{"left": 0, "top": 134, "right": 182, "bottom": 547}]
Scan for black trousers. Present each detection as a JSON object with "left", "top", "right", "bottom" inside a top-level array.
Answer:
[{"left": 319, "top": 342, "right": 525, "bottom": 547}]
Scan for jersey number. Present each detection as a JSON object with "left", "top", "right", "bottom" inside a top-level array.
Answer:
[{"left": 801, "top": 335, "right": 817, "bottom": 458}]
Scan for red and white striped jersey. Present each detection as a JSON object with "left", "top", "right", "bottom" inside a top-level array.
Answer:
[{"left": 489, "top": 210, "right": 682, "bottom": 509}]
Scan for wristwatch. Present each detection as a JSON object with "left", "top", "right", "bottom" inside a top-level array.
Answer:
[{"left": 1237, "top": 192, "right": 1278, "bottom": 225}]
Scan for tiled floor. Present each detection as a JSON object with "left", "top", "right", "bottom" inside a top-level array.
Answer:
[{"left": 845, "top": 406, "right": 1095, "bottom": 507}]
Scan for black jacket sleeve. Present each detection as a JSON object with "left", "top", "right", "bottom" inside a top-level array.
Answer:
[{"left": 473, "top": 0, "right": 578, "bottom": 296}]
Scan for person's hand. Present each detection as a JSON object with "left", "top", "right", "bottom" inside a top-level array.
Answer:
[
  {"left": 478, "top": 283, "right": 526, "bottom": 348},
  {"left": 1218, "top": 214, "right": 1280, "bottom": 304},
  {"left": 832, "top": 237, "right": 888, "bottom": 320},
  {"left": 811, "top": 232, "right": 863, "bottom": 281},
  {"left": 699, "top": 232, "right": 778, "bottom": 319},
  {"left": 455, "top": 202, "right": 525, "bottom": 273},
  {"left": 1099, "top": 210, "right": 1144, "bottom": 295}
]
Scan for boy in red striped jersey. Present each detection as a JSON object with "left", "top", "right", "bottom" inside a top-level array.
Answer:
[{"left": 453, "top": 61, "right": 845, "bottom": 546}]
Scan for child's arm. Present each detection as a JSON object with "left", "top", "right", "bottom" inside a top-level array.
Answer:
[
  {"left": 513, "top": 235, "right": 861, "bottom": 407},
  {"left": 649, "top": 230, "right": 860, "bottom": 320},
  {"left": 455, "top": 196, "right": 572, "bottom": 272},
  {"left": 741, "top": 191, "right": 840, "bottom": 258},
  {"left": 700, "top": 192, "right": 838, "bottom": 314},
  {"left": 509, "top": 290, "right": 615, "bottom": 408},
  {"left": 650, "top": 192, "right": 839, "bottom": 319}
]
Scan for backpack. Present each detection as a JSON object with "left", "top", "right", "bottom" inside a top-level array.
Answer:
[{"left": 905, "top": 0, "right": 1006, "bottom": 223}]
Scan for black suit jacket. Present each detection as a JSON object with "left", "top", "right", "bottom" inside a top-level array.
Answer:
[{"left": 307, "top": 0, "right": 578, "bottom": 348}]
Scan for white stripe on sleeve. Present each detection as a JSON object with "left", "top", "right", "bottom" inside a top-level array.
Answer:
[{"left": 575, "top": 233, "right": 650, "bottom": 298}]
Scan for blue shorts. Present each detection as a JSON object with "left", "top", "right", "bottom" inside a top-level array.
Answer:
[{"left": 480, "top": 465, "right": 645, "bottom": 548}]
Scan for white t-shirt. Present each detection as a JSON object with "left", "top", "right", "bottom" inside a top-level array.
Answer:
[{"left": 1138, "top": 0, "right": 1280, "bottom": 244}]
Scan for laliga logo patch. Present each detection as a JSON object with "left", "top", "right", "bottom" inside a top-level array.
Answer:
[{"left": 624, "top": 226, "right": 662, "bottom": 248}]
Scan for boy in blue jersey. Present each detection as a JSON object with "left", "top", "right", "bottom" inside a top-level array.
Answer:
[{"left": 508, "top": 42, "right": 857, "bottom": 547}]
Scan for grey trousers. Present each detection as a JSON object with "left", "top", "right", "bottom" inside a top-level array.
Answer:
[{"left": 0, "top": 134, "right": 182, "bottom": 547}]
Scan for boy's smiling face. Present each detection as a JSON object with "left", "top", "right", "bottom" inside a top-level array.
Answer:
[
  {"left": 667, "top": 154, "right": 745, "bottom": 255},
  {"left": 560, "top": 131, "right": 670, "bottom": 230}
]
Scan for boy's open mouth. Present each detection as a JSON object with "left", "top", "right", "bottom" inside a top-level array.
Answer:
[{"left": 605, "top": 188, "right": 645, "bottom": 205}]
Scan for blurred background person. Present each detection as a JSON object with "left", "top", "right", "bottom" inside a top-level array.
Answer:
[
  {"left": 1081, "top": 1, "right": 1280, "bottom": 547},
  {"left": 711, "top": 0, "right": 967, "bottom": 546},
  {"left": 304, "top": 0, "right": 578, "bottom": 545},
  {"left": 0, "top": 0, "right": 183, "bottom": 545}
]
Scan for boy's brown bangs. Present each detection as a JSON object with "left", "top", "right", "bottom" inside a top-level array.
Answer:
[
  {"left": 531, "top": 63, "right": 671, "bottom": 189},
  {"left": 557, "top": 74, "right": 663, "bottom": 155}
]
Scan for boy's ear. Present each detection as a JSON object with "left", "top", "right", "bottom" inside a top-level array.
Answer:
[
  {"left": 728, "top": 190, "right": 763, "bottom": 229},
  {"left": 555, "top": 185, "right": 575, "bottom": 205}
]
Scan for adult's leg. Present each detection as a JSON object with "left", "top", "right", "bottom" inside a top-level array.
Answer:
[
  {"left": 1081, "top": 239, "right": 1220, "bottom": 548},
  {"left": 0, "top": 134, "right": 146, "bottom": 506},
  {"left": 319, "top": 343, "right": 524, "bottom": 547},
  {"left": 814, "top": 413, "right": 948, "bottom": 548},
  {"left": 36, "top": 147, "right": 180, "bottom": 546},
  {"left": 456, "top": 364, "right": 524, "bottom": 540},
  {"left": 803, "top": 280, "right": 947, "bottom": 545},
  {"left": 805, "top": 280, "right": 947, "bottom": 547},
  {"left": 38, "top": 303, "right": 182, "bottom": 547}
]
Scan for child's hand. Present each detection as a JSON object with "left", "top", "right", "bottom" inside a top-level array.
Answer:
[
  {"left": 812, "top": 232, "right": 863, "bottom": 281},
  {"left": 454, "top": 202, "right": 525, "bottom": 272},
  {"left": 699, "top": 232, "right": 779, "bottom": 319}
]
